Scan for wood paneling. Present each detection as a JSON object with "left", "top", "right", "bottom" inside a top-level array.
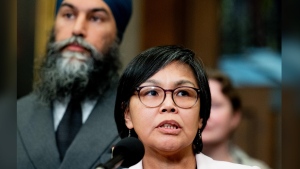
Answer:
[
  {"left": 141, "top": 0, "right": 185, "bottom": 50},
  {"left": 141, "top": 0, "right": 220, "bottom": 67},
  {"left": 282, "top": 88, "right": 300, "bottom": 169},
  {"left": 34, "top": 0, "right": 56, "bottom": 82},
  {"left": 233, "top": 87, "right": 279, "bottom": 168},
  {"left": 184, "top": 0, "right": 220, "bottom": 68}
]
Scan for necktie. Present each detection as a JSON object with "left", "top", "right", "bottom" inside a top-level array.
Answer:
[{"left": 56, "top": 97, "right": 82, "bottom": 160}]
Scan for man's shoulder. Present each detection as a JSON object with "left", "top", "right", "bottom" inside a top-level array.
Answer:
[
  {"left": 96, "top": 84, "right": 118, "bottom": 105},
  {"left": 17, "top": 93, "right": 47, "bottom": 116},
  {"left": 18, "top": 93, "right": 35, "bottom": 102},
  {"left": 17, "top": 93, "right": 39, "bottom": 108}
]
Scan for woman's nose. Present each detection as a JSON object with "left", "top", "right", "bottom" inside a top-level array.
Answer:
[{"left": 160, "top": 93, "right": 178, "bottom": 113}]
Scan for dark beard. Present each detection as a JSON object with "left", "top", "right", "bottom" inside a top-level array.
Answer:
[{"left": 34, "top": 36, "right": 121, "bottom": 103}]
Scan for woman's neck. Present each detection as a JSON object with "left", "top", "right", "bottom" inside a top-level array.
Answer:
[
  {"left": 142, "top": 148, "right": 197, "bottom": 169},
  {"left": 202, "top": 140, "right": 234, "bottom": 162}
]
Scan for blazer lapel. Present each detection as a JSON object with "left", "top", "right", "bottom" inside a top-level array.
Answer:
[
  {"left": 59, "top": 87, "right": 119, "bottom": 169},
  {"left": 18, "top": 95, "right": 60, "bottom": 169}
]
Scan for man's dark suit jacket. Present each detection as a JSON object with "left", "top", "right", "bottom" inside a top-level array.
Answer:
[{"left": 17, "top": 86, "right": 120, "bottom": 169}]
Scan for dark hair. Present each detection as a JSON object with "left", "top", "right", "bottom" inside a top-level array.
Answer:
[
  {"left": 206, "top": 68, "right": 241, "bottom": 112},
  {"left": 114, "top": 45, "right": 211, "bottom": 153}
]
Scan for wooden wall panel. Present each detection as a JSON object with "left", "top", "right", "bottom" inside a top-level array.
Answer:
[
  {"left": 34, "top": 0, "right": 56, "bottom": 82},
  {"left": 141, "top": 0, "right": 220, "bottom": 67},
  {"left": 233, "top": 87, "right": 279, "bottom": 168},
  {"left": 184, "top": 0, "right": 220, "bottom": 68},
  {"left": 282, "top": 88, "right": 300, "bottom": 169},
  {"left": 141, "top": 0, "right": 185, "bottom": 50}
]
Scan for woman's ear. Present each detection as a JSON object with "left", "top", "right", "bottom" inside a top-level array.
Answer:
[{"left": 124, "top": 107, "right": 133, "bottom": 129}]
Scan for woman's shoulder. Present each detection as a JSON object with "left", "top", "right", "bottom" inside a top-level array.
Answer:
[{"left": 196, "top": 153, "right": 261, "bottom": 169}]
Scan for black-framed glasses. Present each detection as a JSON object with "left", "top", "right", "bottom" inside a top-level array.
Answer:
[{"left": 135, "top": 86, "right": 200, "bottom": 109}]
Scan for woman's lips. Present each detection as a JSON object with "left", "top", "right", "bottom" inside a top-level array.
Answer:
[{"left": 156, "top": 120, "right": 182, "bottom": 135}]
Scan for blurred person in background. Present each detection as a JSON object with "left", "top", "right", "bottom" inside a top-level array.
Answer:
[
  {"left": 17, "top": 0, "right": 132, "bottom": 168},
  {"left": 202, "top": 68, "right": 271, "bottom": 169}
]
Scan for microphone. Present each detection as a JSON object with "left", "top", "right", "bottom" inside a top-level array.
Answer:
[{"left": 96, "top": 137, "right": 145, "bottom": 169}]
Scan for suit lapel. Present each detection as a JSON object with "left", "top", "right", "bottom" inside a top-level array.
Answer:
[
  {"left": 59, "top": 87, "right": 119, "bottom": 169},
  {"left": 18, "top": 95, "right": 60, "bottom": 169}
]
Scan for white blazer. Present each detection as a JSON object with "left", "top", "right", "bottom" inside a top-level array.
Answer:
[{"left": 127, "top": 153, "right": 261, "bottom": 169}]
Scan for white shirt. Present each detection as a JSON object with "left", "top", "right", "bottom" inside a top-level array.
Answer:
[{"left": 53, "top": 96, "right": 98, "bottom": 130}]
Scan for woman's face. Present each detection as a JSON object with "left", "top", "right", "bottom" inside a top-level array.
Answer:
[
  {"left": 202, "top": 79, "right": 240, "bottom": 145},
  {"left": 124, "top": 61, "right": 203, "bottom": 155}
]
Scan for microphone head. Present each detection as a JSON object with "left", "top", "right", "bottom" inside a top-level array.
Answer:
[{"left": 112, "top": 137, "right": 145, "bottom": 167}]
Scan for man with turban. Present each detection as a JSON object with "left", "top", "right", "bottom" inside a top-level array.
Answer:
[{"left": 17, "top": 0, "right": 132, "bottom": 168}]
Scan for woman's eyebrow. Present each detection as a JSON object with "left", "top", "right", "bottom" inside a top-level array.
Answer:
[
  {"left": 175, "top": 80, "right": 196, "bottom": 87},
  {"left": 142, "top": 79, "right": 159, "bottom": 85},
  {"left": 142, "top": 79, "right": 195, "bottom": 87}
]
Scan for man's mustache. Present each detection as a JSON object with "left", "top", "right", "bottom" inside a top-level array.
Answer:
[{"left": 48, "top": 36, "right": 100, "bottom": 58}]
